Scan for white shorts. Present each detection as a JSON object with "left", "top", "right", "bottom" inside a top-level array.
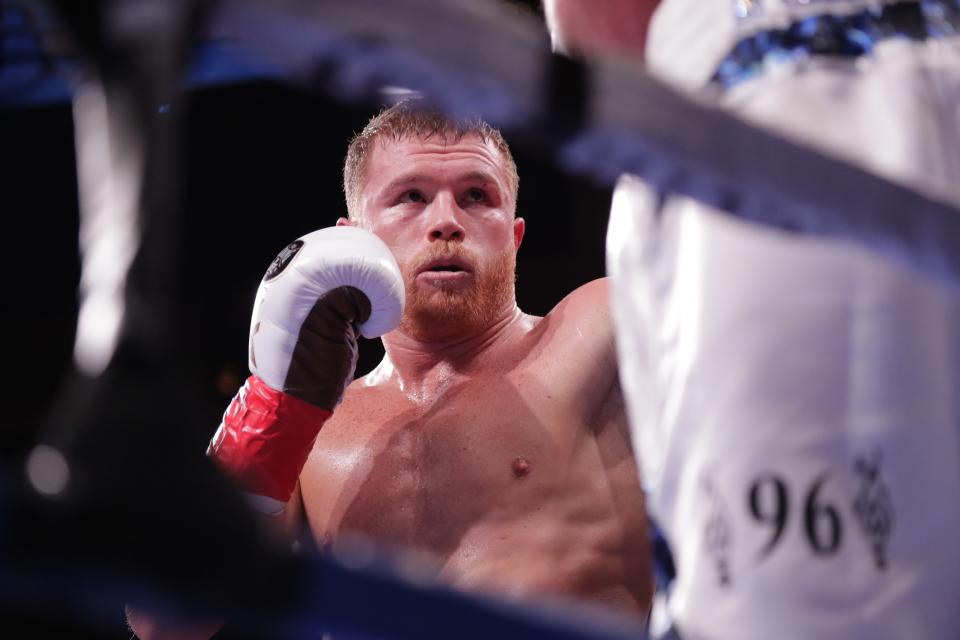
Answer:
[{"left": 609, "top": 29, "right": 960, "bottom": 640}]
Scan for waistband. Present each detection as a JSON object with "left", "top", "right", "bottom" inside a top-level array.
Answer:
[{"left": 712, "top": 0, "right": 960, "bottom": 88}]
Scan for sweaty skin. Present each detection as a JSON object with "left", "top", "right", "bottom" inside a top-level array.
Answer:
[{"left": 294, "top": 135, "right": 653, "bottom": 616}]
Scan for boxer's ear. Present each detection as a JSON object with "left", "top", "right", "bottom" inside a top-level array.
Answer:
[
  {"left": 336, "top": 217, "right": 354, "bottom": 227},
  {"left": 513, "top": 217, "right": 525, "bottom": 250}
]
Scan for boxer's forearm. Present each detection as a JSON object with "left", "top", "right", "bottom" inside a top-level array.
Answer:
[{"left": 208, "top": 375, "right": 331, "bottom": 513}]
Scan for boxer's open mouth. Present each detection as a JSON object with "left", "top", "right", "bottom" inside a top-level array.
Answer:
[
  {"left": 420, "top": 258, "right": 472, "bottom": 274},
  {"left": 417, "top": 258, "right": 473, "bottom": 286}
]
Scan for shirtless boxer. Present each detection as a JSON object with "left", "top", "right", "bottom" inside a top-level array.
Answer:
[
  {"left": 129, "top": 101, "right": 652, "bottom": 639},
  {"left": 302, "top": 105, "right": 652, "bottom": 609}
]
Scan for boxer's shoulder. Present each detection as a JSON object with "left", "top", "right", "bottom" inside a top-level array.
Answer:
[
  {"left": 512, "top": 278, "right": 617, "bottom": 417},
  {"left": 537, "top": 277, "right": 614, "bottom": 361},
  {"left": 545, "top": 278, "right": 611, "bottom": 332}
]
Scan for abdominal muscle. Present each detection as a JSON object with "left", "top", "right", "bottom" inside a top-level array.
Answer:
[
  {"left": 437, "top": 511, "right": 647, "bottom": 614},
  {"left": 300, "top": 369, "right": 650, "bottom": 618}
]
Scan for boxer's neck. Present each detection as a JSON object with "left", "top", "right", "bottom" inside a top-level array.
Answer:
[{"left": 377, "top": 304, "right": 530, "bottom": 397}]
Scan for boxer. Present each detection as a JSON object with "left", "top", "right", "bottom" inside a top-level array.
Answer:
[{"left": 130, "top": 101, "right": 653, "bottom": 639}]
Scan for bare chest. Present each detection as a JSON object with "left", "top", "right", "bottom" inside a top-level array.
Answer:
[{"left": 299, "top": 369, "right": 587, "bottom": 555}]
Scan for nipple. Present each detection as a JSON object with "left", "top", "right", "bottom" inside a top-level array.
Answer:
[{"left": 512, "top": 456, "right": 530, "bottom": 478}]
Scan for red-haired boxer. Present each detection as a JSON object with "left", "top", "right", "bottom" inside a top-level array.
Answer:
[{"left": 130, "top": 102, "right": 654, "bottom": 639}]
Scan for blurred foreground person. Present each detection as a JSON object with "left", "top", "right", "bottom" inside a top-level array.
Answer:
[{"left": 546, "top": 0, "right": 960, "bottom": 638}]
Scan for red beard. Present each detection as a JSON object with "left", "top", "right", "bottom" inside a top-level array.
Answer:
[{"left": 399, "top": 241, "right": 516, "bottom": 341}]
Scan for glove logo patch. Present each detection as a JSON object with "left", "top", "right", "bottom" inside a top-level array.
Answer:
[{"left": 264, "top": 240, "right": 304, "bottom": 282}]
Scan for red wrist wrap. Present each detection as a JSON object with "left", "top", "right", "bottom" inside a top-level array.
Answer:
[{"left": 207, "top": 374, "right": 332, "bottom": 503}]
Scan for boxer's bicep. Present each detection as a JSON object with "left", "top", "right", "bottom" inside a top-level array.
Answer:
[
  {"left": 555, "top": 278, "right": 618, "bottom": 418},
  {"left": 571, "top": 278, "right": 616, "bottom": 363}
]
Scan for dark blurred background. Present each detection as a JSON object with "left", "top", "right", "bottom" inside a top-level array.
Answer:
[{"left": 0, "top": 0, "right": 613, "bottom": 636}]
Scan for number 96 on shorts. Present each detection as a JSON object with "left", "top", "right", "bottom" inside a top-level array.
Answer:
[{"left": 696, "top": 451, "right": 895, "bottom": 589}]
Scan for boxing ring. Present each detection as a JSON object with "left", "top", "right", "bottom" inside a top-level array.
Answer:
[{"left": 3, "top": 0, "right": 959, "bottom": 637}]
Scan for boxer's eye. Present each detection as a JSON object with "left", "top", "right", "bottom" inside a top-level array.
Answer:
[
  {"left": 463, "top": 188, "right": 486, "bottom": 203},
  {"left": 400, "top": 189, "right": 426, "bottom": 204}
]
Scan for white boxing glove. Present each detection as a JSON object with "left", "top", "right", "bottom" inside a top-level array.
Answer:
[
  {"left": 208, "top": 226, "right": 404, "bottom": 510},
  {"left": 249, "top": 226, "right": 404, "bottom": 407}
]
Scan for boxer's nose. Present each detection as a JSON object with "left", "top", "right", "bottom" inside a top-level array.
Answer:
[{"left": 426, "top": 193, "right": 465, "bottom": 242}]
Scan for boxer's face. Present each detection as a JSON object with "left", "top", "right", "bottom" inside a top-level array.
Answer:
[{"left": 345, "top": 134, "right": 524, "bottom": 340}]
